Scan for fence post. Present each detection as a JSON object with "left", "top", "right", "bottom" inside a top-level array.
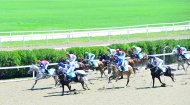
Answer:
[
  {"left": 22, "top": 36, "right": 25, "bottom": 47},
  {"left": 163, "top": 46, "right": 168, "bottom": 65},
  {"left": 46, "top": 35, "right": 48, "bottom": 45},
  {"left": 0, "top": 38, "right": 1, "bottom": 48},
  {"left": 33, "top": 70, "right": 35, "bottom": 79},
  {"left": 146, "top": 25, "right": 149, "bottom": 39},
  {"left": 88, "top": 32, "right": 90, "bottom": 42}
]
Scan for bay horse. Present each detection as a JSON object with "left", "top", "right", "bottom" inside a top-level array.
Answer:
[
  {"left": 145, "top": 63, "right": 175, "bottom": 88},
  {"left": 127, "top": 49, "right": 149, "bottom": 70},
  {"left": 55, "top": 68, "right": 89, "bottom": 95},
  {"left": 28, "top": 65, "right": 59, "bottom": 90},
  {"left": 107, "top": 62, "right": 134, "bottom": 87}
]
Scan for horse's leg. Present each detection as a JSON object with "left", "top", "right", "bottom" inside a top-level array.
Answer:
[
  {"left": 181, "top": 63, "right": 187, "bottom": 74},
  {"left": 152, "top": 76, "right": 155, "bottom": 88},
  {"left": 126, "top": 75, "right": 130, "bottom": 87},
  {"left": 53, "top": 76, "right": 59, "bottom": 88},
  {"left": 157, "top": 76, "right": 166, "bottom": 87},
  {"left": 80, "top": 79, "right": 86, "bottom": 90},
  {"left": 170, "top": 73, "right": 175, "bottom": 82},
  {"left": 31, "top": 80, "right": 38, "bottom": 90},
  {"left": 61, "top": 84, "right": 65, "bottom": 96},
  {"left": 177, "top": 62, "right": 180, "bottom": 70},
  {"left": 108, "top": 75, "right": 114, "bottom": 83}
]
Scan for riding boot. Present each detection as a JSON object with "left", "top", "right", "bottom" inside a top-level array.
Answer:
[{"left": 45, "top": 69, "right": 50, "bottom": 75}]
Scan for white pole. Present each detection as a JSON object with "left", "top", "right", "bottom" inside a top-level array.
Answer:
[
  {"left": 32, "top": 70, "right": 35, "bottom": 79},
  {"left": 163, "top": 46, "right": 168, "bottom": 65}
]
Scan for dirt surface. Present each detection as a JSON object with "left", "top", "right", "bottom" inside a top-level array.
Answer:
[
  {"left": 0, "top": 35, "right": 189, "bottom": 51},
  {"left": 0, "top": 65, "right": 190, "bottom": 105}
]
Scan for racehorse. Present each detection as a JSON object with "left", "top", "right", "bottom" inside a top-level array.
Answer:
[
  {"left": 28, "top": 65, "right": 59, "bottom": 90},
  {"left": 107, "top": 62, "right": 134, "bottom": 87},
  {"left": 55, "top": 68, "right": 89, "bottom": 95},
  {"left": 109, "top": 55, "right": 136, "bottom": 74},
  {"left": 127, "top": 49, "right": 149, "bottom": 70},
  {"left": 145, "top": 63, "right": 175, "bottom": 88},
  {"left": 172, "top": 49, "right": 190, "bottom": 73},
  {"left": 78, "top": 57, "right": 106, "bottom": 78}
]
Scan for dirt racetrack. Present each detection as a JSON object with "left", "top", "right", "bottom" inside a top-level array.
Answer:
[{"left": 0, "top": 65, "right": 190, "bottom": 105}]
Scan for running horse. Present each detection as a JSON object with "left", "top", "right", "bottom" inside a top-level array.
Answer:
[
  {"left": 145, "top": 63, "right": 175, "bottom": 87},
  {"left": 78, "top": 56, "right": 106, "bottom": 78},
  {"left": 28, "top": 65, "right": 59, "bottom": 90},
  {"left": 127, "top": 49, "right": 148, "bottom": 70},
  {"left": 172, "top": 49, "right": 190, "bottom": 73},
  {"left": 55, "top": 67, "right": 89, "bottom": 95},
  {"left": 107, "top": 61, "right": 134, "bottom": 87}
]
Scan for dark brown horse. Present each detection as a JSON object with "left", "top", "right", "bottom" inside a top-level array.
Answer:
[
  {"left": 55, "top": 68, "right": 89, "bottom": 95},
  {"left": 78, "top": 57, "right": 106, "bottom": 78},
  {"left": 127, "top": 49, "right": 148, "bottom": 70}
]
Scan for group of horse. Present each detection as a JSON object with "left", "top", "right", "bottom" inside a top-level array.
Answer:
[{"left": 28, "top": 50, "right": 190, "bottom": 95}]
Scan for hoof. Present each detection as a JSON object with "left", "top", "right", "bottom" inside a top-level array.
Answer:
[{"left": 161, "top": 84, "right": 166, "bottom": 87}]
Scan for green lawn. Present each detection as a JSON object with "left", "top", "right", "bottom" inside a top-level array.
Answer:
[{"left": 0, "top": 0, "right": 190, "bottom": 32}]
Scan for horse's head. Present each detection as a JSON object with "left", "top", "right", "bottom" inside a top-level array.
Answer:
[
  {"left": 58, "top": 57, "right": 66, "bottom": 63},
  {"left": 172, "top": 49, "right": 177, "bottom": 56},
  {"left": 28, "top": 65, "right": 39, "bottom": 74},
  {"left": 145, "top": 62, "right": 154, "bottom": 70}
]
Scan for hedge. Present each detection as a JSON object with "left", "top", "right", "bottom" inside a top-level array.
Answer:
[{"left": 0, "top": 39, "right": 190, "bottom": 79}]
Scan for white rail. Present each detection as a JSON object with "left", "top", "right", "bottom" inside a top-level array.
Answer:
[{"left": 0, "top": 51, "right": 189, "bottom": 82}]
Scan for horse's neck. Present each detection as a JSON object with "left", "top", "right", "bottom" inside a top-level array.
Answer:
[{"left": 33, "top": 65, "right": 39, "bottom": 72}]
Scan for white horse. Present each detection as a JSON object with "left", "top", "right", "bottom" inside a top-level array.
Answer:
[
  {"left": 28, "top": 65, "right": 59, "bottom": 90},
  {"left": 172, "top": 49, "right": 190, "bottom": 73}
]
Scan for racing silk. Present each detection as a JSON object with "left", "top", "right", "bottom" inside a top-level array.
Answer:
[
  {"left": 150, "top": 57, "right": 163, "bottom": 67},
  {"left": 108, "top": 49, "right": 116, "bottom": 56},
  {"left": 115, "top": 55, "right": 128, "bottom": 71},
  {"left": 177, "top": 47, "right": 187, "bottom": 56},
  {"left": 66, "top": 62, "right": 76, "bottom": 74},
  {"left": 121, "top": 51, "right": 126, "bottom": 59},
  {"left": 115, "top": 51, "right": 122, "bottom": 56},
  {"left": 39, "top": 60, "right": 49, "bottom": 70},
  {"left": 67, "top": 54, "right": 77, "bottom": 62},
  {"left": 133, "top": 47, "right": 142, "bottom": 55},
  {"left": 85, "top": 53, "right": 95, "bottom": 61}
]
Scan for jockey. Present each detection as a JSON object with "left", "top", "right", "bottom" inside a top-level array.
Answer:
[
  {"left": 131, "top": 46, "right": 142, "bottom": 59},
  {"left": 66, "top": 52, "right": 77, "bottom": 62},
  {"left": 113, "top": 55, "right": 128, "bottom": 72},
  {"left": 64, "top": 60, "right": 76, "bottom": 80},
  {"left": 84, "top": 52, "right": 96, "bottom": 67},
  {"left": 36, "top": 60, "right": 50, "bottom": 75},
  {"left": 175, "top": 45, "right": 187, "bottom": 59},
  {"left": 121, "top": 51, "right": 126, "bottom": 59},
  {"left": 148, "top": 56, "right": 166, "bottom": 73},
  {"left": 115, "top": 48, "right": 122, "bottom": 56},
  {"left": 107, "top": 47, "right": 116, "bottom": 56}
]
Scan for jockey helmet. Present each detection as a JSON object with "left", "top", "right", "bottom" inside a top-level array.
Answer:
[
  {"left": 107, "top": 47, "right": 110, "bottom": 50},
  {"left": 85, "top": 52, "right": 88, "bottom": 55},
  {"left": 176, "top": 45, "right": 180, "bottom": 48},
  {"left": 66, "top": 60, "right": 70, "bottom": 63},
  {"left": 58, "top": 62, "right": 64, "bottom": 67},
  {"left": 116, "top": 49, "right": 120, "bottom": 52},
  {"left": 66, "top": 52, "right": 70, "bottom": 55},
  {"left": 36, "top": 60, "right": 41, "bottom": 64},
  {"left": 122, "top": 51, "right": 125, "bottom": 55},
  {"left": 132, "top": 45, "right": 136, "bottom": 48}
]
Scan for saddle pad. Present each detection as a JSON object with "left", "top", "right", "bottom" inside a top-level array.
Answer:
[
  {"left": 139, "top": 53, "right": 143, "bottom": 59},
  {"left": 92, "top": 61, "right": 98, "bottom": 67}
]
